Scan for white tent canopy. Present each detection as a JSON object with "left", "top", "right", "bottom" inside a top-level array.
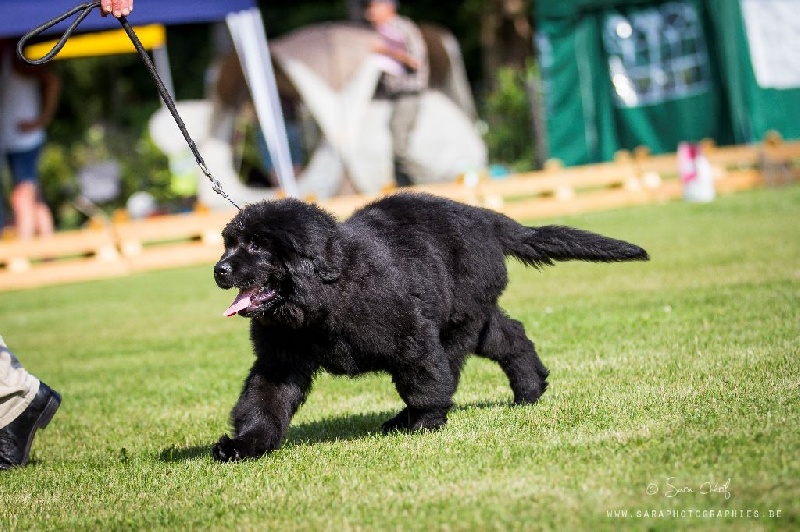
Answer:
[{"left": 269, "top": 23, "right": 486, "bottom": 195}]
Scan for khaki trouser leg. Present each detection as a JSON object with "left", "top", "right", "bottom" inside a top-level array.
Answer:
[
  {"left": 389, "top": 94, "right": 425, "bottom": 185},
  {"left": 0, "top": 336, "right": 40, "bottom": 429}
]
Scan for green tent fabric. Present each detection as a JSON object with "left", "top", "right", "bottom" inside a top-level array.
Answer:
[{"left": 537, "top": 0, "right": 800, "bottom": 166}]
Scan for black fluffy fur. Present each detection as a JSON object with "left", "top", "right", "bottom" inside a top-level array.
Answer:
[{"left": 211, "top": 193, "right": 648, "bottom": 461}]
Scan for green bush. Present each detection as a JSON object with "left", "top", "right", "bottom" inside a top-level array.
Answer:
[
  {"left": 39, "top": 126, "right": 170, "bottom": 229},
  {"left": 482, "top": 64, "right": 537, "bottom": 173}
]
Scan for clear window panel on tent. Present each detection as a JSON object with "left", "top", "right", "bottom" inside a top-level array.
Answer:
[{"left": 603, "top": 1, "right": 711, "bottom": 108}]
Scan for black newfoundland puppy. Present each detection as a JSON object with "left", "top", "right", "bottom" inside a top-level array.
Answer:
[{"left": 212, "top": 193, "right": 648, "bottom": 461}]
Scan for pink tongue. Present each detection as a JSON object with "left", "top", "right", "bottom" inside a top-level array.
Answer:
[{"left": 223, "top": 290, "right": 255, "bottom": 317}]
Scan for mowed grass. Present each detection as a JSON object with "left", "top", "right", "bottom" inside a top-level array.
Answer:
[{"left": 0, "top": 185, "right": 798, "bottom": 530}]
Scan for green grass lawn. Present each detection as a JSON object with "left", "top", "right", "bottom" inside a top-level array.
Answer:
[{"left": 1, "top": 185, "right": 798, "bottom": 530}]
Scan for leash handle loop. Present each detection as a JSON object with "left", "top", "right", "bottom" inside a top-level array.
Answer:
[{"left": 17, "top": 1, "right": 101, "bottom": 65}]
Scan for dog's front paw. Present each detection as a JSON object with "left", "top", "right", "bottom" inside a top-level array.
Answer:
[{"left": 212, "top": 434, "right": 244, "bottom": 462}]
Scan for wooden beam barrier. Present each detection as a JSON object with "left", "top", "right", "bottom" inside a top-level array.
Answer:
[
  {"left": 475, "top": 151, "right": 657, "bottom": 218},
  {"left": 760, "top": 135, "right": 800, "bottom": 185},
  {"left": 112, "top": 210, "right": 235, "bottom": 272},
  {"left": 0, "top": 227, "right": 126, "bottom": 291},
  {"left": 1, "top": 138, "right": 797, "bottom": 292}
]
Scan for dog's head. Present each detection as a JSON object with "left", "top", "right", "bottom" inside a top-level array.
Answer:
[{"left": 214, "top": 199, "right": 342, "bottom": 325}]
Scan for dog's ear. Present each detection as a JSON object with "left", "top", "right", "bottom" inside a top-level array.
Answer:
[{"left": 312, "top": 234, "right": 342, "bottom": 283}]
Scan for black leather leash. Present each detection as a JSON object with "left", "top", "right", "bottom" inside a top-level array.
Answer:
[{"left": 17, "top": 1, "right": 241, "bottom": 210}]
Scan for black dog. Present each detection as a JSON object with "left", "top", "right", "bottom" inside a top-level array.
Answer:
[{"left": 212, "top": 193, "right": 648, "bottom": 461}]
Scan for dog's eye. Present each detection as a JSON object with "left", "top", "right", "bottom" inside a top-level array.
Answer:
[{"left": 247, "top": 240, "right": 262, "bottom": 253}]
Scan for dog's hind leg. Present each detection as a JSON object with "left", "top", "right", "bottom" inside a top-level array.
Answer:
[
  {"left": 383, "top": 350, "right": 458, "bottom": 433},
  {"left": 476, "top": 307, "right": 549, "bottom": 404}
]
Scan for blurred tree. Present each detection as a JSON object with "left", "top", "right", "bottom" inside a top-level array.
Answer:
[
  {"left": 483, "top": 64, "right": 538, "bottom": 172},
  {"left": 468, "top": 0, "right": 539, "bottom": 170},
  {"left": 478, "top": 0, "right": 534, "bottom": 85},
  {"left": 258, "top": 1, "right": 347, "bottom": 34}
]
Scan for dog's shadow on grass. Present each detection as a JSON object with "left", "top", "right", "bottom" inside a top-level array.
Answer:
[
  {"left": 158, "top": 444, "right": 210, "bottom": 462},
  {"left": 285, "top": 410, "right": 396, "bottom": 447},
  {"left": 287, "top": 401, "right": 511, "bottom": 447},
  {"left": 157, "top": 401, "right": 509, "bottom": 462}
]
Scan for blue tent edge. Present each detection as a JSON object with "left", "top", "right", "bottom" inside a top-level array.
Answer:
[{"left": 0, "top": 0, "right": 256, "bottom": 38}]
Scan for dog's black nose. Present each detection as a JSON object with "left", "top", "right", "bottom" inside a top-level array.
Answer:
[{"left": 214, "top": 261, "right": 234, "bottom": 288}]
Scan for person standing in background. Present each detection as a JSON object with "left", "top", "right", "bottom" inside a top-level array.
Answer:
[
  {"left": 0, "top": 39, "right": 59, "bottom": 239},
  {"left": 366, "top": 0, "right": 429, "bottom": 187}
]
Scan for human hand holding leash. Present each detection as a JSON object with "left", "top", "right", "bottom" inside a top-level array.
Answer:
[{"left": 100, "top": 0, "right": 132, "bottom": 18}]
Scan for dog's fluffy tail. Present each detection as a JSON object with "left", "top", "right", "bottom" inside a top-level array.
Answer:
[{"left": 500, "top": 222, "right": 649, "bottom": 269}]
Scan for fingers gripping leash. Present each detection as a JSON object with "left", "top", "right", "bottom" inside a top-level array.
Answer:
[{"left": 17, "top": 1, "right": 241, "bottom": 211}]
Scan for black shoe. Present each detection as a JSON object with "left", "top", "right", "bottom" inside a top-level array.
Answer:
[{"left": 0, "top": 382, "right": 61, "bottom": 470}]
